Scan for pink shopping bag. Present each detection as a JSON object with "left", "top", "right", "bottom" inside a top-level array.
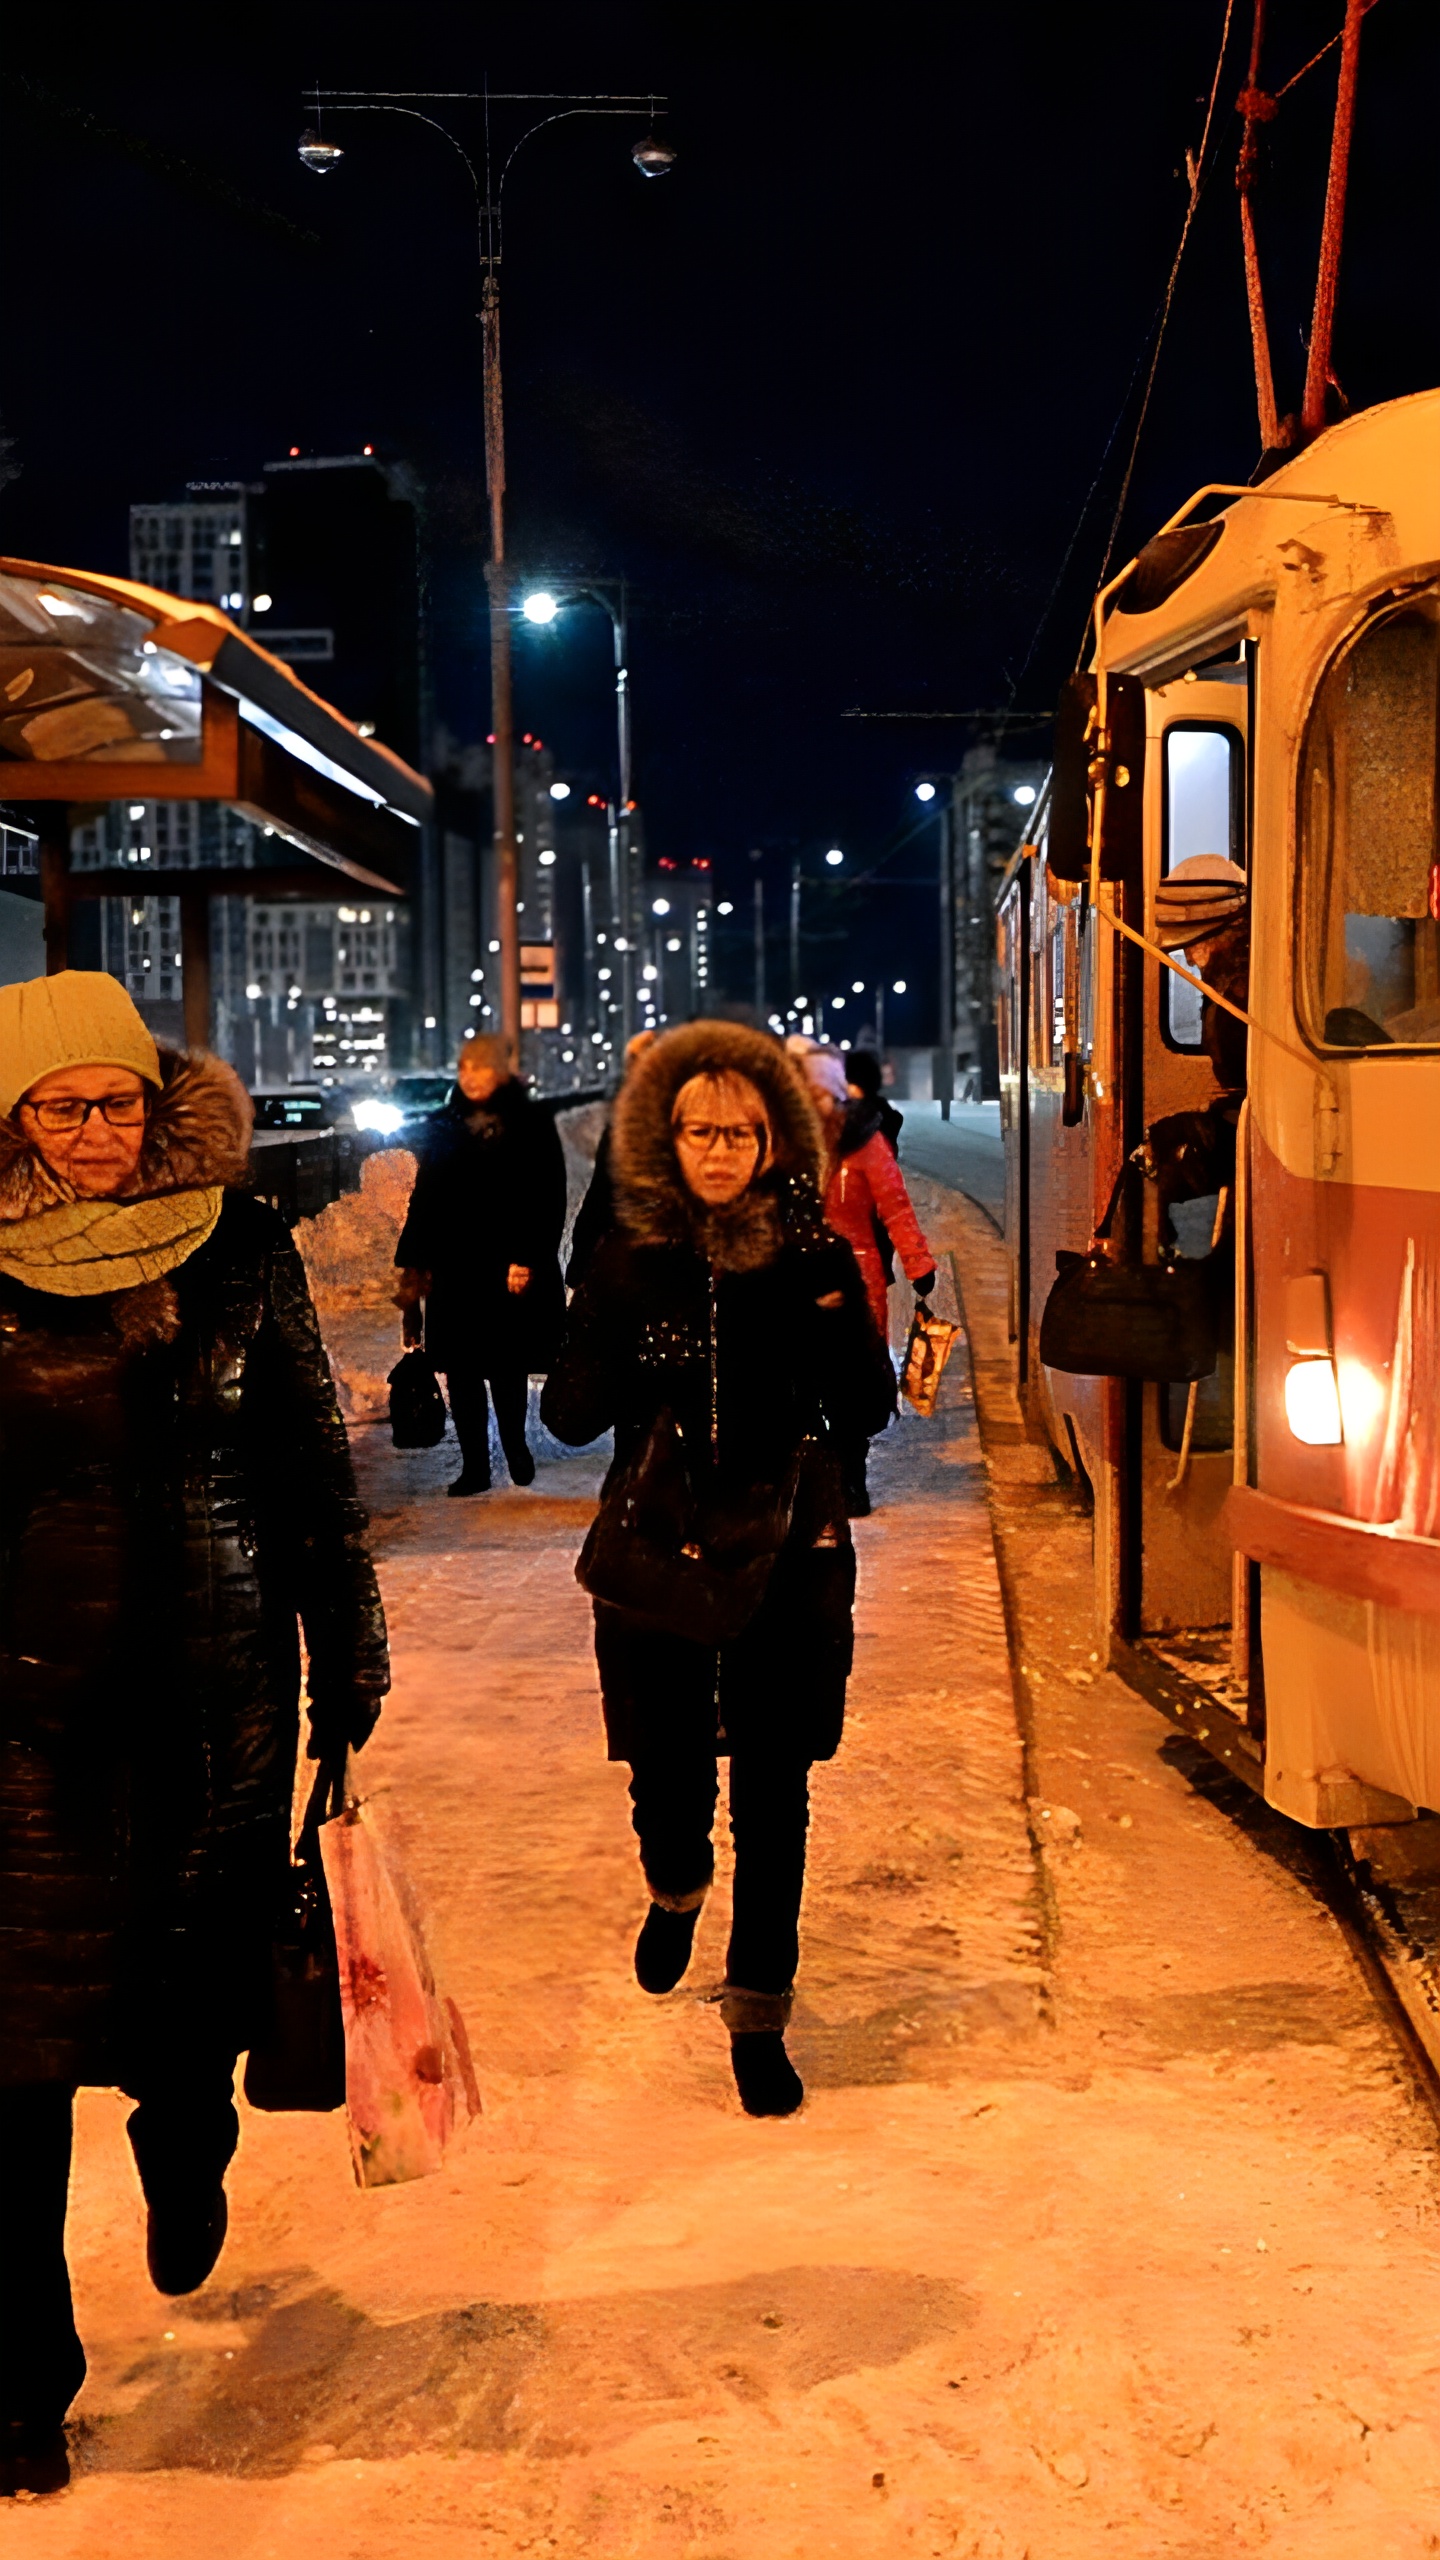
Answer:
[{"left": 318, "top": 1798, "right": 481, "bottom": 2188}]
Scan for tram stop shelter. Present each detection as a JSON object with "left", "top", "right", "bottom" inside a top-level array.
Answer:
[{"left": 0, "top": 558, "right": 431, "bottom": 1046}]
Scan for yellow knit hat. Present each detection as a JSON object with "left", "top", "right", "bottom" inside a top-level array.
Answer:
[{"left": 0, "top": 972, "right": 163, "bottom": 1119}]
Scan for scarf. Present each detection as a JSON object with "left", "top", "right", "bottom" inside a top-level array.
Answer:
[{"left": 0, "top": 1186, "right": 224, "bottom": 1295}]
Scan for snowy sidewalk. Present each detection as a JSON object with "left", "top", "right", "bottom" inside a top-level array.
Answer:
[{"left": 21, "top": 1190, "right": 1440, "bottom": 2559}]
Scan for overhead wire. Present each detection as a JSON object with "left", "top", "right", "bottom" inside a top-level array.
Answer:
[
  {"left": 1094, "top": 0, "right": 1240, "bottom": 589},
  {"left": 1009, "top": 0, "right": 1243, "bottom": 699}
]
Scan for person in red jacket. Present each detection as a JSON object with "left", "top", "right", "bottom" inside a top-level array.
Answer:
[{"left": 801, "top": 1048, "right": 936, "bottom": 1512}]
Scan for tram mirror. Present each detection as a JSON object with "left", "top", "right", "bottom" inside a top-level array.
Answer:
[
  {"left": 1048, "top": 675, "right": 1093, "bottom": 880},
  {"left": 1047, "top": 671, "right": 1146, "bottom": 886}
]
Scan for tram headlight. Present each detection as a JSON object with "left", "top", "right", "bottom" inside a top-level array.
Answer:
[{"left": 1284, "top": 1357, "right": 1343, "bottom": 1447}]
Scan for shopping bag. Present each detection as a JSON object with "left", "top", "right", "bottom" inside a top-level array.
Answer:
[
  {"left": 901, "top": 1304, "right": 962, "bottom": 1416},
  {"left": 243, "top": 1768, "right": 347, "bottom": 2113},
  {"left": 318, "top": 1797, "right": 481, "bottom": 2187},
  {"left": 388, "top": 1348, "right": 448, "bottom": 1449}
]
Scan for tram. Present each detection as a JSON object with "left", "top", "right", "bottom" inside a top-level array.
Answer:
[{"left": 998, "top": 386, "right": 1440, "bottom": 1829}]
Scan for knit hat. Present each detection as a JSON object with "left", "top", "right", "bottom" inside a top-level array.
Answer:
[
  {"left": 1154, "top": 855, "right": 1249, "bottom": 951},
  {"left": 801, "top": 1047, "right": 850, "bottom": 1105},
  {"left": 0, "top": 972, "right": 162, "bottom": 1119},
  {"left": 458, "top": 1030, "right": 514, "bottom": 1074}
]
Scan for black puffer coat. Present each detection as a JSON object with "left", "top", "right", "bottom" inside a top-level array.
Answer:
[
  {"left": 395, "top": 1077, "right": 567, "bottom": 1376},
  {"left": 541, "top": 1022, "right": 895, "bottom": 1764},
  {"left": 0, "top": 1054, "right": 388, "bottom": 2088}
]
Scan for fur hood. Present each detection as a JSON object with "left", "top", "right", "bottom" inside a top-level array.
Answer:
[
  {"left": 610, "top": 1019, "right": 828, "bottom": 1273},
  {"left": 0, "top": 1046, "right": 254, "bottom": 1224}
]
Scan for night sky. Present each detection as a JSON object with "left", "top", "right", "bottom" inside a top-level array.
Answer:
[{"left": 5, "top": 2, "right": 1438, "bottom": 1026}]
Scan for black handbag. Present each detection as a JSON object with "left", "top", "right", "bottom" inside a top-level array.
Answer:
[
  {"left": 388, "top": 1348, "right": 448, "bottom": 1449},
  {"left": 1037, "top": 1162, "right": 1218, "bottom": 1384},
  {"left": 243, "top": 1768, "right": 347, "bottom": 2113},
  {"left": 576, "top": 1407, "right": 804, "bottom": 1645}
]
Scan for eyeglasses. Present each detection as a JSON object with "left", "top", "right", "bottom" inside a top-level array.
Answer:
[
  {"left": 674, "top": 1121, "right": 763, "bottom": 1154},
  {"left": 22, "top": 1095, "right": 148, "bottom": 1133}
]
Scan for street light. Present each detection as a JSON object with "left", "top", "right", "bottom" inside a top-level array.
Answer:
[
  {"left": 632, "top": 133, "right": 678, "bottom": 176},
  {"left": 297, "top": 85, "right": 671, "bottom": 1052},
  {"left": 297, "top": 128, "right": 344, "bottom": 173},
  {"left": 825, "top": 847, "right": 844, "bottom": 867},
  {"left": 515, "top": 577, "right": 637, "bottom": 1046},
  {"left": 914, "top": 781, "right": 937, "bottom": 803}
]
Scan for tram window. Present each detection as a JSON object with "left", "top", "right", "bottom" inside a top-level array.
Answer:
[
  {"left": 1161, "top": 725, "right": 1243, "bottom": 1049},
  {"left": 1300, "top": 605, "right": 1440, "bottom": 1049}
]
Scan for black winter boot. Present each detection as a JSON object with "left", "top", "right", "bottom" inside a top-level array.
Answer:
[
  {"left": 504, "top": 1441, "right": 537, "bottom": 1488},
  {"left": 634, "top": 1902, "right": 701, "bottom": 1995},
  {"left": 0, "top": 2422, "right": 69, "bottom": 2498},
  {"left": 448, "top": 1468, "right": 491, "bottom": 1496},
  {"left": 146, "top": 2186, "right": 229, "bottom": 2297},
  {"left": 730, "top": 2031, "right": 804, "bottom": 2117}
]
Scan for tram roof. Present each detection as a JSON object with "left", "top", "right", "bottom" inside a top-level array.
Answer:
[
  {"left": 0, "top": 558, "right": 432, "bottom": 897},
  {"left": 1095, "top": 386, "right": 1440, "bottom": 683}
]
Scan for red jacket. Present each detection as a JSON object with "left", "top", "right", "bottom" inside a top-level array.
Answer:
[{"left": 823, "top": 1130, "right": 935, "bottom": 1338}]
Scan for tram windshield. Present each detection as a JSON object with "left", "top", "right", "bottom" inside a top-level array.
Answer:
[{"left": 1300, "top": 602, "right": 1440, "bottom": 1048}]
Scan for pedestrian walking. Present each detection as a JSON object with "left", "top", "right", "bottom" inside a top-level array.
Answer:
[
  {"left": 394, "top": 1033, "right": 567, "bottom": 1494},
  {"left": 844, "top": 1044, "right": 904, "bottom": 1154},
  {"left": 541, "top": 1023, "right": 894, "bottom": 2118},
  {"left": 0, "top": 972, "right": 387, "bottom": 2498},
  {"left": 800, "top": 1046, "right": 937, "bottom": 1513}
]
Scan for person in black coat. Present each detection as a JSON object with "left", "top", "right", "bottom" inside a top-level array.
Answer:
[
  {"left": 394, "top": 1034, "right": 567, "bottom": 1494},
  {"left": 541, "top": 1020, "right": 894, "bottom": 2120},
  {"left": 0, "top": 971, "right": 387, "bottom": 2496}
]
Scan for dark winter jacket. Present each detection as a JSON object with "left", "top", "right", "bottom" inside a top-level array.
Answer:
[
  {"left": 541, "top": 1021, "right": 895, "bottom": 1762},
  {"left": 395, "top": 1078, "right": 567, "bottom": 1376},
  {"left": 0, "top": 1051, "right": 388, "bottom": 2088}
]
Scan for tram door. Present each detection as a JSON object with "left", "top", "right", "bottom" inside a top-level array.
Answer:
[{"left": 1133, "top": 663, "right": 1248, "bottom": 1661}]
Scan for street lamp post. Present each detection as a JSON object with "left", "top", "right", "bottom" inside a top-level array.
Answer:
[
  {"left": 298, "top": 88, "right": 671, "bottom": 1051},
  {"left": 522, "top": 582, "right": 634, "bottom": 1056}
]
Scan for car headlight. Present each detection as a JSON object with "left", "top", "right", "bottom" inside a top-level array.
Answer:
[{"left": 352, "top": 1100, "right": 404, "bottom": 1136}]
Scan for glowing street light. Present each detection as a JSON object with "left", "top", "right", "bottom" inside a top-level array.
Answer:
[
  {"left": 523, "top": 590, "right": 559, "bottom": 624},
  {"left": 1013, "top": 783, "right": 1037, "bottom": 808},
  {"left": 825, "top": 847, "right": 844, "bottom": 867},
  {"left": 914, "top": 781, "right": 937, "bottom": 803},
  {"left": 297, "top": 129, "right": 344, "bottom": 173},
  {"left": 892, "top": 978, "right": 908, "bottom": 994},
  {"left": 549, "top": 781, "right": 571, "bottom": 801},
  {"left": 632, "top": 133, "right": 678, "bottom": 177}
]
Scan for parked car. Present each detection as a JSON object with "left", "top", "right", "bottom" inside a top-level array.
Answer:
[{"left": 347, "top": 1071, "right": 454, "bottom": 1144}]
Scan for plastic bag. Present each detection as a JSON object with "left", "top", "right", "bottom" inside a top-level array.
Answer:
[
  {"left": 319, "top": 1798, "right": 481, "bottom": 2187},
  {"left": 901, "top": 1304, "right": 962, "bottom": 1417}
]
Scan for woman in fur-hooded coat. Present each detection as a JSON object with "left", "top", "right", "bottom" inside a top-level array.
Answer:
[
  {"left": 0, "top": 974, "right": 387, "bottom": 2476},
  {"left": 541, "top": 1020, "right": 894, "bottom": 2119}
]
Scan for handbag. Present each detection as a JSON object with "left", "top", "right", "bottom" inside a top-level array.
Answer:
[
  {"left": 388, "top": 1347, "right": 448, "bottom": 1449},
  {"left": 319, "top": 1793, "right": 481, "bottom": 2189},
  {"left": 576, "top": 1407, "right": 804, "bottom": 1645},
  {"left": 243, "top": 1767, "right": 347, "bottom": 2113},
  {"left": 1037, "top": 1165, "right": 1218, "bottom": 1383},
  {"left": 901, "top": 1305, "right": 962, "bottom": 1415}
]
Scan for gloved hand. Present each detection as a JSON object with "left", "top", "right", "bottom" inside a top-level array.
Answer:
[
  {"left": 306, "top": 1688, "right": 384, "bottom": 1765},
  {"left": 914, "top": 1268, "right": 937, "bottom": 1298}
]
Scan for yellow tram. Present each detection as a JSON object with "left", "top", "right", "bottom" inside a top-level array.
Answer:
[{"left": 999, "top": 386, "right": 1440, "bottom": 1827}]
